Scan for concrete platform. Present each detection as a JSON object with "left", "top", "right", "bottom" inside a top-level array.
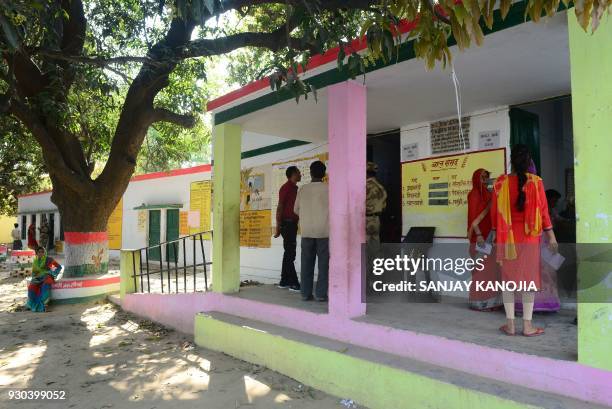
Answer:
[
  {"left": 228, "top": 285, "right": 575, "bottom": 361},
  {"left": 50, "top": 270, "right": 120, "bottom": 304},
  {"left": 194, "top": 311, "right": 602, "bottom": 409}
]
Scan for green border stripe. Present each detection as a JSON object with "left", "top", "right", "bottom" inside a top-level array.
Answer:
[
  {"left": 241, "top": 140, "right": 310, "bottom": 159},
  {"left": 215, "top": 1, "right": 560, "bottom": 126}
]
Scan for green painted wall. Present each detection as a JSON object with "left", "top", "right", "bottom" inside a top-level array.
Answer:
[
  {"left": 211, "top": 123, "right": 242, "bottom": 293},
  {"left": 568, "top": 13, "right": 612, "bottom": 371},
  {"left": 195, "top": 314, "right": 540, "bottom": 409}
]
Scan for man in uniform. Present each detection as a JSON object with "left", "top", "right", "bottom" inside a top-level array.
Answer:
[{"left": 366, "top": 162, "right": 387, "bottom": 245}]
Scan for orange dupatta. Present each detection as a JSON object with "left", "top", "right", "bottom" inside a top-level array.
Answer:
[{"left": 494, "top": 173, "right": 543, "bottom": 261}]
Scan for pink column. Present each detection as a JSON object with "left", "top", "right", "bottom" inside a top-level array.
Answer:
[{"left": 328, "top": 81, "right": 367, "bottom": 318}]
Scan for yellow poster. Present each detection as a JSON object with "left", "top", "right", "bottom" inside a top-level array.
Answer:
[
  {"left": 107, "top": 198, "right": 123, "bottom": 250},
  {"left": 179, "top": 211, "right": 189, "bottom": 235},
  {"left": 401, "top": 148, "right": 505, "bottom": 238},
  {"left": 189, "top": 180, "right": 212, "bottom": 239},
  {"left": 240, "top": 210, "right": 272, "bottom": 248}
]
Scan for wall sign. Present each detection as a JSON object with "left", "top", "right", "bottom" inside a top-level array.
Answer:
[
  {"left": 401, "top": 143, "right": 419, "bottom": 162},
  {"left": 430, "top": 117, "right": 471, "bottom": 154},
  {"left": 478, "top": 130, "right": 501, "bottom": 149},
  {"left": 189, "top": 180, "right": 212, "bottom": 239},
  {"left": 106, "top": 198, "right": 123, "bottom": 250},
  {"left": 401, "top": 148, "right": 505, "bottom": 237}
]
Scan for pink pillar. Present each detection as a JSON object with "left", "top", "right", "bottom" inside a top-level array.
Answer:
[{"left": 328, "top": 81, "right": 367, "bottom": 318}]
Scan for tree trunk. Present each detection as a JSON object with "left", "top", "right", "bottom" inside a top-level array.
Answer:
[{"left": 51, "top": 181, "right": 122, "bottom": 278}]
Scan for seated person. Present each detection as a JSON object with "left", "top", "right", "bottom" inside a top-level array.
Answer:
[{"left": 26, "top": 247, "right": 63, "bottom": 312}]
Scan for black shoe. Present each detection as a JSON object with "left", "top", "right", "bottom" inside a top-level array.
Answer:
[
  {"left": 276, "top": 283, "right": 289, "bottom": 289},
  {"left": 302, "top": 295, "right": 314, "bottom": 301},
  {"left": 315, "top": 296, "right": 328, "bottom": 302},
  {"left": 288, "top": 285, "right": 301, "bottom": 292}
]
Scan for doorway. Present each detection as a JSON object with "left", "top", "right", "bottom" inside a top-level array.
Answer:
[
  {"left": 166, "top": 209, "right": 179, "bottom": 263},
  {"left": 148, "top": 210, "right": 161, "bottom": 261},
  {"left": 510, "top": 95, "right": 576, "bottom": 302},
  {"left": 367, "top": 130, "right": 402, "bottom": 243},
  {"left": 47, "top": 213, "right": 55, "bottom": 251}
]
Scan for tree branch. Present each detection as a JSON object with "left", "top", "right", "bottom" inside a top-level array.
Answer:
[{"left": 151, "top": 108, "right": 197, "bottom": 128}]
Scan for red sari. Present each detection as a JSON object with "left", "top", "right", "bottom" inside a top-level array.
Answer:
[
  {"left": 27, "top": 224, "right": 38, "bottom": 250},
  {"left": 491, "top": 174, "right": 552, "bottom": 289},
  {"left": 467, "top": 169, "right": 501, "bottom": 310}
]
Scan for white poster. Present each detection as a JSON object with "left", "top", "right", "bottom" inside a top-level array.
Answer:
[
  {"left": 401, "top": 142, "right": 419, "bottom": 162},
  {"left": 478, "top": 130, "right": 501, "bottom": 149}
]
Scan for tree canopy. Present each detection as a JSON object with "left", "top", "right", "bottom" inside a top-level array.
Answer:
[{"left": 0, "top": 0, "right": 608, "bottom": 228}]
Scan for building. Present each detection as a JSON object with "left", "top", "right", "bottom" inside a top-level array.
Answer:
[{"left": 18, "top": 6, "right": 612, "bottom": 408}]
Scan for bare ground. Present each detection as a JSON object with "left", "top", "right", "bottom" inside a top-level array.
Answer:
[{"left": 0, "top": 274, "right": 359, "bottom": 409}]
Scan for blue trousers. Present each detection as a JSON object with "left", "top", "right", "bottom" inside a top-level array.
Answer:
[{"left": 300, "top": 237, "right": 329, "bottom": 300}]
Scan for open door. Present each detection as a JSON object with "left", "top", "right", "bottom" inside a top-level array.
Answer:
[{"left": 510, "top": 107, "right": 541, "bottom": 173}]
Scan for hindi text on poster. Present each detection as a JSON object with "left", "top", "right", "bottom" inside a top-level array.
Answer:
[
  {"left": 240, "top": 210, "right": 272, "bottom": 248},
  {"left": 401, "top": 149, "right": 505, "bottom": 237}
]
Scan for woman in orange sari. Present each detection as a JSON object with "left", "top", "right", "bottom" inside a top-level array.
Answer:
[
  {"left": 491, "top": 145, "right": 558, "bottom": 336},
  {"left": 467, "top": 168, "right": 501, "bottom": 311}
]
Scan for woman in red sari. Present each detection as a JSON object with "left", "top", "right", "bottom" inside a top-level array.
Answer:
[
  {"left": 467, "top": 168, "right": 502, "bottom": 311},
  {"left": 491, "top": 145, "right": 558, "bottom": 336},
  {"left": 27, "top": 222, "right": 38, "bottom": 250}
]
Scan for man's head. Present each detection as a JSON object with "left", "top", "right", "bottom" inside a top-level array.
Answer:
[
  {"left": 285, "top": 166, "right": 301, "bottom": 183},
  {"left": 14, "top": 223, "right": 18, "bottom": 228},
  {"left": 310, "top": 161, "right": 326, "bottom": 180},
  {"left": 367, "top": 162, "right": 378, "bottom": 178}
]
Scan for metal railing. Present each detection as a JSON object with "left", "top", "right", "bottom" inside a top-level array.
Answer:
[{"left": 130, "top": 231, "right": 212, "bottom": 294}]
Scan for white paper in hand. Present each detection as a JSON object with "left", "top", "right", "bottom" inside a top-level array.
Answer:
[
  {"left": 541, "top": 246, "right": 565, "bottom": 270},
  {"left": 475, "top": 242, "right": 492, "bottom": 255}
]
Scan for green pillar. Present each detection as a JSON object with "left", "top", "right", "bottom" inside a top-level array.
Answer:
[
  {"left": 212, "top": 123, "right": 242, "bottom": 293},
  {"left": 568, "top": 13, "right": 612, "bottom": 371},
  {"left": 119, "top": 249, "right": 140, "bottom": 298}
]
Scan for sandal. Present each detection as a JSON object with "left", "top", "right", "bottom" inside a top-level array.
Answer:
[
  {"left": 523, "top": 327, "right": 545, "bottom": 337},
  {"left": 499, "top": 324, "right": 515, "bottom": 336}
]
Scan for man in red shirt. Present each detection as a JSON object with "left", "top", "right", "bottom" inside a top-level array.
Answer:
[{"left": 274, "top": 166, "right": 301, "bottom": 291}]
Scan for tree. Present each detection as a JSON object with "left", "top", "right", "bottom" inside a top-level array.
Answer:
[
  {"left": 0, "top": 0, "right": 607, "bottom": 276},
  {"left": 0, "top": 117, "right": 50, "bottom": 215}
]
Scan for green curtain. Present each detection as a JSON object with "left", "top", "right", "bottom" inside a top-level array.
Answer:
[{"left": 510, "top": 107, "right": 541, "bottom": 174}]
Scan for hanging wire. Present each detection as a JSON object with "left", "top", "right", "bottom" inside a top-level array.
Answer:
[{"left": 450, "top": 61, "right": 467, "bottom": 153}]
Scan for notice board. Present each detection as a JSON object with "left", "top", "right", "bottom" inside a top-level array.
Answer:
[
  {"left": 189, "top": 180, "right": 212, "bottom": 239},
  {"left": 106, "top": 198, "right": 123, "bottom": 249},
  {"left": 240, "top": 210, "right": 272, "bottom": 248},
  {"left": 401, "top": 148, "right": 505, "bottom": 237}
]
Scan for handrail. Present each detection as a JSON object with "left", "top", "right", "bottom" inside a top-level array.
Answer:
[
  {"left": 129, "top": 230, "right": 212, "bottom": 294},
  {"left": 132, "top": 230, "right": 213, "bottom": 253}
]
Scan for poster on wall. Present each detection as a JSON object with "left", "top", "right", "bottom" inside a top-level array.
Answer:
[
  {"left": 430, "top": 117, "right": 471, "bottom": 154},
  {"left": 240, "top": 210, "right": 272, "bottom": 248},
  {"left": 189, "top": 180, "right": 212, "bottom": 239},
  {"left": 136, "top": 210, "right": 147, "bottom": 233},
  {"left": 270, "top": 152, "right": 329, "bottom": 226},
  {"left": 240, "top": 165, "right": 272, "bottom": 247},
  {"left": 106, "top": 198, "right": 123, "bottom": 250},
  {"left": 401, "top": 148, "right": 505, "bottom": 237},
  {"left": 179, "top": 211, "right": 189, "bottom": 235}
]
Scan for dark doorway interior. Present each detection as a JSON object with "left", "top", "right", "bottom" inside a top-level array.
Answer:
[
  {"left": 48, "top": 213, "right": 55, "bottom": 251},
  {"left": 367, "top": 130, "right": 402, "bottom": 243}
]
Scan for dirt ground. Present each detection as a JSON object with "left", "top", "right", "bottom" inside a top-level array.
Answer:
[{"left": 0, "top": 274, "right": 360, "bottom": 409}]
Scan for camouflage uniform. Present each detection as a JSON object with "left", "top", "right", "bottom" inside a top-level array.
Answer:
[{"left": 366, "top": 163, "right": 387, "bottom": 245}]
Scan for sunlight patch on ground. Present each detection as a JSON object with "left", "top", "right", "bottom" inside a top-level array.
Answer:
[
  {"left": 243, "top": 375, "right": 272, "bottom": 403},
  {"left": 0, "top": 341, "right": 47, "bottom": 387},
  {"left": 274, "top": 392, "right": 292, "bottom": 403}
]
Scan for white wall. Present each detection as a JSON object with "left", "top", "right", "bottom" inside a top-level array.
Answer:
[
  {"left": 119, "top": 170, "right": 213, "bottom": 265},
  {"left": 240, "top": 141, "right": 328, "bottom": 283},
  {"left": 400, "top": 107, "right": 511, "bottom": 243}
]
